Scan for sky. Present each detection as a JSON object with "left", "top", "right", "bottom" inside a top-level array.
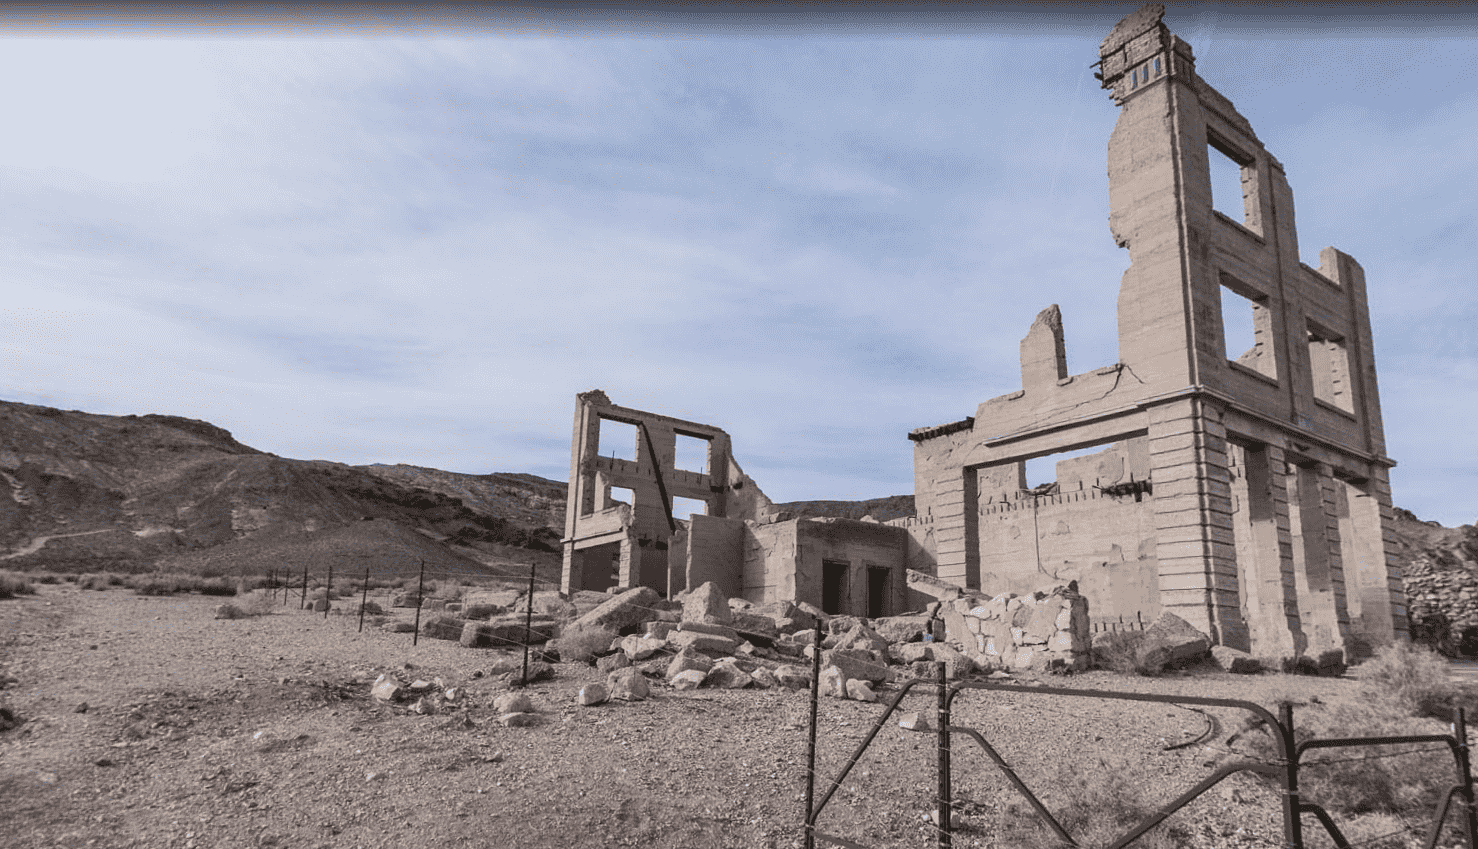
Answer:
[{"left": 2, "top": 3, "right": 1476, "bottom": 526}]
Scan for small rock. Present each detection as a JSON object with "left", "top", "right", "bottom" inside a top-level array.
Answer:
[
  {"left": 671, "top": 669, "right": 706, "bottom": 690},
  {"left": 365, "top": 771, "right": 384, "bottom": 782},
  {"left": 772, "top": 665, "right": 811, "bottom": 689},
  {"left": 370, "top": 675, "right": 402, "bottom": 702},
  {"left": 493, "top": 692, "right": 535, "bottom": 715},
  {"left": 898, "top": 711, "right": 931, "bottom": 731},
  {"left": 578, "top": 683, "right": 609, "bottom": 706},
  {"left": 845, "top": 679, "right": 877, "bottom": 702},
  {"left": 705, "top": 660, "right": 752, "bottom": 690},
  {"left": 818, "top": 666, "right": 848, "bottom": 698},
  {"left": 608, "top": 667, "right": 650, "bottom": 701},
  {"left": 750, "top": 668, "right": 777, "bottom": 689},
  {"left": 498, "top": 712, "right": 540, "bottom": 728},
  {"left": 74, "top": 702, "right": 89, "bottom": 714},
  {"left": 410, "top": 697, "right": 435, "bottom": 716}
]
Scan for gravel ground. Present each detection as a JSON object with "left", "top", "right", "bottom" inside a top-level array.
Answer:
[{"left": 0, "top": 584, "right": 1457, "bottom": 849}]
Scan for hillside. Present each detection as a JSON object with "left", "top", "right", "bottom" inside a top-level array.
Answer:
[{"left": 0, "top": 400, "right": 559, "bottom": 579}]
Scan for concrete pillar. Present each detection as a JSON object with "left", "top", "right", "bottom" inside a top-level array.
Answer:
[
  {"left": 1148, "top": 398, "right": 1250, "bottom": 649},
  {"left": 1287, "top": 461, "right": 1354, "bottom": 656},
  {"left": 1337, "top": 469, "right": 1405, "bottom": 649},
  {"left": 1234, "top": 443, "right": 1305, "bottom": 658}
]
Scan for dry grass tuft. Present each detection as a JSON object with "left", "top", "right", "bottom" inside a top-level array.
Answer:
[
  {"left": 1360, "top": 641, "right": 1465, "bottom": 719},
  {"left": 987, "top": 755, "right": 1191, "bottom": 849},
  {"left": 0, "top": 571, "right": 37, "bottom": 599}
]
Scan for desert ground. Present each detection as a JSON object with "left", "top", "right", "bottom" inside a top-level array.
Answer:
[{"left": 1, "top": 582, "right": 1470, "bottom": 849}]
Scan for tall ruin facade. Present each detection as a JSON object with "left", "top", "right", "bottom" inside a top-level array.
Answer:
[
  {"left": 909, "top": 5, "right": 1405, "bottom": 660},
  {"left": 560, "top": 5, "right": 1406, "bottom": 662}
]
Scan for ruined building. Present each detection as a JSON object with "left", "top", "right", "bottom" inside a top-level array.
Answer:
[{"left": 562, "top": 5, "right": 1406, "bottom": 660}]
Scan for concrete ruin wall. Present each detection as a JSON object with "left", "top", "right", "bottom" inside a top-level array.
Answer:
[{"left": 907, "top": 4, "right": 1405, "bottom": 663}]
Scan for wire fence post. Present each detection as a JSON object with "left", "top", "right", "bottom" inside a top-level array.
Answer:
[
  {"left": 937, "top": 660, "right": 951, "bottom": 848},
  {"left": 803, "top": 619, "right": 823, "bottom": 849},
  {"left": 1456, "top": 706, "right": 1478, "bottom": 848},
  {"left": 299, "top": 563, "right": 308, "bottom": 610},
  {"left": 1280, "top": 701, "right": 1304, "bottom": 849},
  {"left": 520, "top": 563, "right": 535, "bottom": 687},
  {"left": 357, "top": 563, "right": 370, "bottom": 633},
  {"left": 412, "top": 558, "right": 425, "bottom": 647}
]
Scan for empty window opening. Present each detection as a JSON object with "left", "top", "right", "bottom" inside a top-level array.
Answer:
[
  {"left": 607, "top": 486, "right": 635, "bottom": 508},
  {"left": 822, "top": 559, "right": 850, "bottom": 615},
  {"left": 598, "top": 418, "right": 639, "bottom": 462},
  {"left": 867, "top": 566, "right": 889, "bottom": 618},
  {"left": 1024, "top": 444, "right": 1109, "bottom": 490},
  {"left": 670, "top": 496, "right": 707, "bottom": 520},
  {"left": 673, "top": 432, "right": 711, "bottom": 474},
  {"left": 1308, "top": 326, "right": 1354, "bottom": 413},
  {"left": 1221, "top": 284, "right": 1276, "bottom": 380},
  {"left": 1208, "top": 140, "right": 1252, "bottom": 226},
  {"left": 1153, "top": 57, "right": 1162, "bottom": 75}
]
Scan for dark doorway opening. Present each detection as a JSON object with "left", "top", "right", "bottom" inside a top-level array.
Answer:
[
  {"left": 867, "top": 566, "right": 889, "bottom": 618},
  {"left": 822, "top": 559, "right": 849, "bottom": 615}
]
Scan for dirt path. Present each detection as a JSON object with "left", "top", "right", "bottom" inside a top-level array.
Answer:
[
  {"left": 0, "top": 528, "right": 120, "bottom": 561},
  {"left": 0, "top": 585, "right": 1446, "bottom": 849}
]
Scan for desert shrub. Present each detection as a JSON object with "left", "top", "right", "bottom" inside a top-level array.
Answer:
[
  {"left": 78, "top": 572, "right": 125, "bottom": 591},
  {"left": 420, "top": 615, "right": 466, "bottom": 641},
  {"left": 988, "top": 755, "right": 1190, "bottom": 849},
  {"left": 1360, "top": 641, "right": 1463, "bottom": 719},
  {"left": 198, "top": 577, "right": 237, "bottom": 597},
  {"left": 239, "top": 590, "right": 276, "bottom": 617},
  {"left": 0, "top": 572, "right": 36, "bottom": 599},
  {"left": 551, "top": 624, "right": 620, "bottom": 665},
  {"left": 129, "top": 573, "right": 183, "bottom": 595},
  {"left": 214, "top": 602, "right": 245, "bottom": 620},
  {"left": 1236, "top": 696, "right": 1457, "bottom": 842},
  {"left": 31, "top": 571, "right": 62, "bottom": 585},
  {"left": 1091, "top": 630, "right": 1162, "bottom": 676}
]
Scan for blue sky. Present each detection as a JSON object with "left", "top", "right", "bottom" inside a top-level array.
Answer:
[{"left": 2, "top": 5, "right": 1476, "bottom": 526}]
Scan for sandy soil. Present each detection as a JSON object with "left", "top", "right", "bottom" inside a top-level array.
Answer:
[{"left": 0, "top": 584, "right": 1452, "bottom": 849}]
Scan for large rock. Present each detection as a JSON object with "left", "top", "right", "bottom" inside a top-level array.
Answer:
[
  {"left": 827, "top": 615, "right": 865, "bottom": 636},
  {"left": 750, "top": 668, "right": 778, "bottom": 689},
  {"left": 370, "top": 674, "right": 402, "bottom": 702},
  {"left": 773, "top": 665, "right": 812, "bottom": 689},
  {"left": 927, "top": 643, "right": 974, "bottom": 679},
  {"left": 577, "top": 682, "right": 609, "bottom": 706},
  {"left": 621, "top": 634, "right": 667, "bottom": 661},
  {"left": 666, "top": 647, "right": 713, "bottom": 680},
  {"left": 907, "top": 569, "right": 965, "bottom": 602},
  {"left": 845, "top": 679, "right": 877, "bottom": 702},
  {"left": 833, "top": 623, "right": 890, "bottom": 654},
  {"left": 669, "top": 630, "right": 740, "bottom": 655},
  {"left": 596, "top": 652, "right": 633, "bottom": 675},
  {"left": 464, "top": 590, "right": 521, "bottom": 610},
  {"left": 1135, "top": 612, "right": 1212, "bottom": 670},
  {"left": 671, "top": 669, "right": 707, "bottom": 690},
  {"left": 461, "top": 602, "right": 503, "bottom": 621},
  {"left": 493, "top": 692, "right": 535, "bottom": 714},
  {"left": 706, "top": 659, "right": 753, "bottom": 689},
  {"left": 463, "top": 615, "right": 557, "bottom": 648},
  {"left": 872, "top": 615, "right": 931, "bottom": 644},
  {"left": 821, "top": 649, "right": 889, "bottom": 684},
  {"left": 682, "top": 581, "right": 732, "bottom": 625},
  {"left": 729, "top": 611, "right": 779, "bottom": 640},
  {"left": 676, "top": 620, "right": 740, "bottom": 640},
  {"left": 1210, "top": 645, "right": 1263, "bottom": 674},
  {"left": 420, "top": 616, "right": 467, "bottom": 641},
  {"left": 818, "top": 665, "right": 848, "bottom": 698},
  {"left": 607, "top": 667, "right": 650, "bottom": 701},
  {"left": 569, "top": 586, "right": 661, "bottom": 635},
  {"left": 940, "top": 605, "right": 973, "bottom": 651}
]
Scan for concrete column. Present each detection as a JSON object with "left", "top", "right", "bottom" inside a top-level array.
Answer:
[
  {"left": 1236, "top": 444, "right": 1305, "bottom": 658},
  {"left": 931, "top": 471, "right": 972, "bottom": 590},
  {"left": 1287, "top": 462, "right": 1354, "bottom": 656},
  {"left": 1339, "top": 468, "right": 1405, "bottom": 647},
  {"left": 1148, "top": 398, "right": 1250, "bottom": 649}
]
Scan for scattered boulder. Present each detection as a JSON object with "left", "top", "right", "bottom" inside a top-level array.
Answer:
[
  {"left": 608, "top": 667, "right": 650, "bottom": 701},
  {"left": 1210, "top": 645, "right": 1263, "bottom": 674},
  {"left": 821, "top": 649, "right": 890, "bottom": 684},
  {"left": 666, "top": 647, "right": 714, "bottom": 681},
  {"left": 926, "top": 643, "right": 974, "bottom": 679},
  {"left": 214, "top": 603, "right": 243, "bottom": 620},
  {"left": 818, "top": 666, "right": 847, "bottom": 698},
  {"left": 370, "top": 675, "right": 402, "bottom": 702},
  {"left": 420, "top": 616, "right": 467, "bottom": 641},
  {"left": 621, "top": 635, "right": 666, "bottom": 661},
  {"left": 827, "top": 615, "right": 865, "bottom": 636},
  {"left": 578, "top": 682, "right": 609, "bottom": 706},
  {"left": 1135, "top": 612, "right": 1212, "bottom": 670},
  {"left": 750, "top": 668, "right": 777, "bottom": 689},
  {"left": 671, "top": 669, "right": 706, "bottom": 690},
  {"left": 681, "top": 582, "right": 732, "bottom": 625},
  {"left": 669, "top": 630, "right": 740, "bottom": 655},
  {"left": 569, "top": 586, "right": 661, "bottom": 635},
  {"left": 833, "top": 623, "right": 890, "bottom": 654},
  {"left": 493, "top": 692, "right": 535, "bottom": 715},
  {"left": 845, "top": 679, "right": 877, "bottom": 702},
  {"left": 772, "top": 665, "right": 812, "bottom": 689},
  {"left": 872, "top": 615, "right": 931, "bottom": 644},
  {"left": 597, "top": 652, "right": 633, "bottom": 675},
  {"left": 384, "top": 621, "right": 416, "bottom": 633},
  {"left": 706, "top": 660, "right": 752, "bottom": 690}
]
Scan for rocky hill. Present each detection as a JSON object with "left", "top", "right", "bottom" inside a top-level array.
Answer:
[{"left": 0, "top": 400, "right": 561, "bottom": 582}]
